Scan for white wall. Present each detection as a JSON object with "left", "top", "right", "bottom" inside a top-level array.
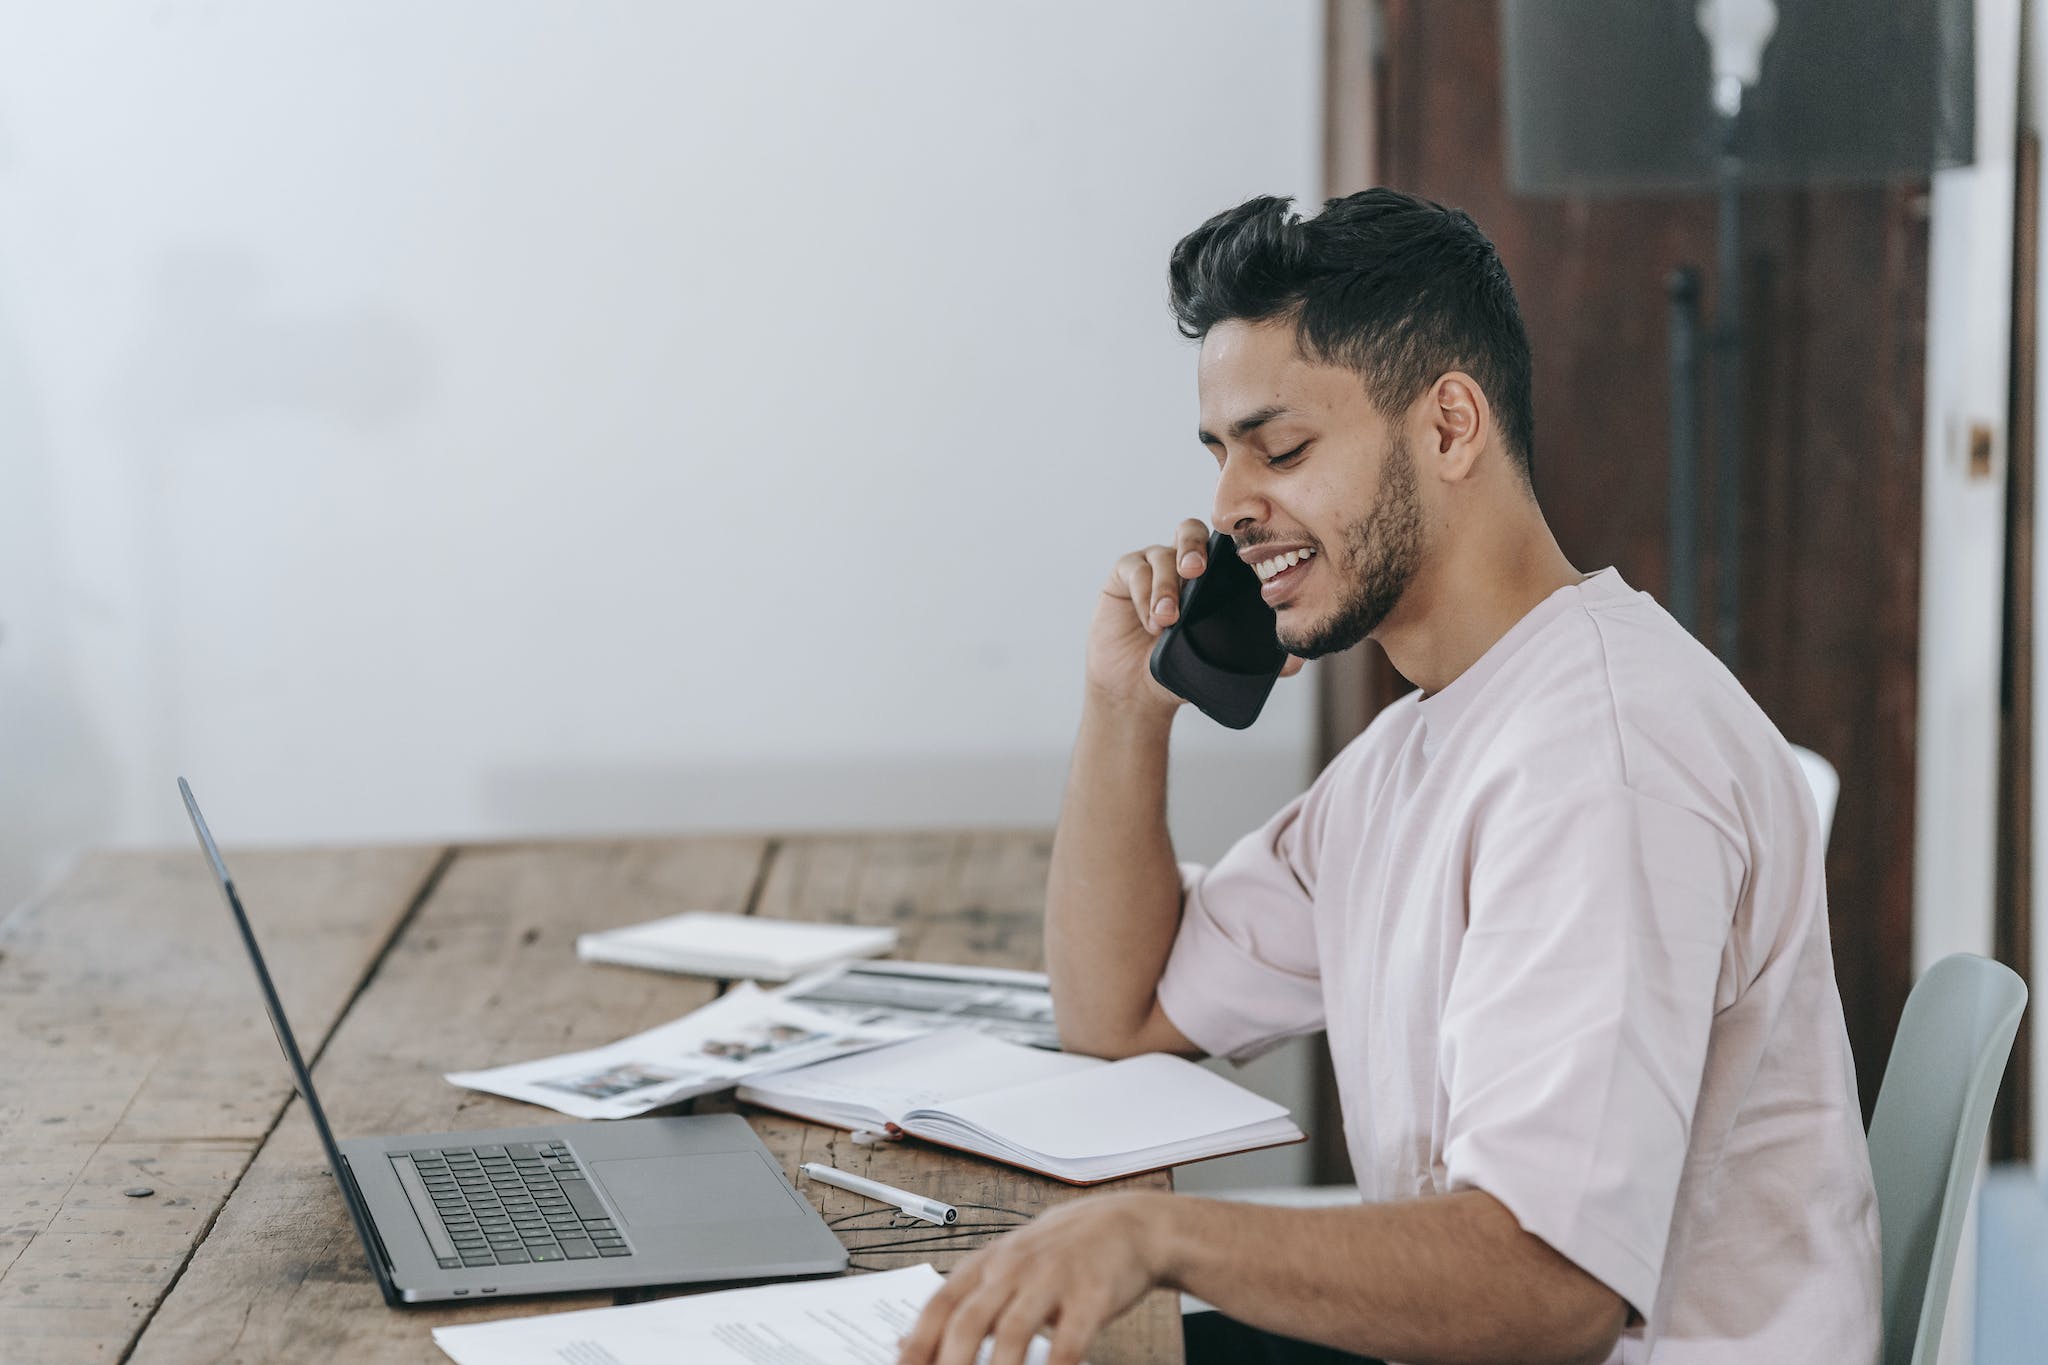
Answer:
[
  {"left": 1918, "top": 2, "right": 2023, "bottom": 1360},
  {"left": 0, "top": 1, "right": 1324, "bottom": 919},
  {"left": 1919, "top": 0, "right": 2020, "bottom": 984}
]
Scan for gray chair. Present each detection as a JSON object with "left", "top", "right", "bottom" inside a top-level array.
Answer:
[
  {"left": 1790, "top": 743, "right": 1840, "bottom": 846},
  {"left": 1865, "top": 953, "right": 2027, "bottom": 1365}
]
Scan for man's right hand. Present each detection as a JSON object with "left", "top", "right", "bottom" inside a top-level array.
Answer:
[{"left": 1086, "top": 518, "right": 1217, "bottom": 717}]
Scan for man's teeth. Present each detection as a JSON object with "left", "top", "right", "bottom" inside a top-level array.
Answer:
[{"left": 1252, "top": 547, "right": 1316, "bottom": 582}]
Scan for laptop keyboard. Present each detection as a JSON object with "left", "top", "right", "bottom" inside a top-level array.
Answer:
[{"left": 391, "top": 1141, "right": 633, "bottom": 1269}]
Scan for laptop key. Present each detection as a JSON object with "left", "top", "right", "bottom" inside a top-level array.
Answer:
[
  {"left": 529, "top": 1246, "right": 566, "bottom": 1262},
  {"left": 598, "top": 1245, "right": 632, "bottom": 1257},
  {"left": 494, "top": 1248, "right": 531, "bottom": 1264},
  {"left": 556, "top": 1179, "right": 607, "bottom": 1220},
  {"left": 460, "top": 1253, "right": 494, "bottom": 1267}
]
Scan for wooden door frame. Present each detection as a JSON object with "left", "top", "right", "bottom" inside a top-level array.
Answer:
[{"left": 1994, "top": 128, "right": 2038, "bottom": 1164}]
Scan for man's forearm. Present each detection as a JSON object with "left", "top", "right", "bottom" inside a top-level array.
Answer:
[
  {"left": 1044, "top": 697, "right": 1186, "bottom": 1057},
  {"left": 1149, "top": 1190, "right": 1625, "bottom": 1365}
]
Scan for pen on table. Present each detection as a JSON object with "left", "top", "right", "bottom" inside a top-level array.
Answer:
[{"left": 799, "top": 1161, "right": 958, "bottom": 1226}]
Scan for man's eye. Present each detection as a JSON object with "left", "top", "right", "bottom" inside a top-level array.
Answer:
[{"left": 1268, "top": 441, "right": 1310, "bottom": 467}]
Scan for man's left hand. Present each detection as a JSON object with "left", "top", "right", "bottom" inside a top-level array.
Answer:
[{"left": 896, "top": 1191, "right": 1174, "bottom": 1365}]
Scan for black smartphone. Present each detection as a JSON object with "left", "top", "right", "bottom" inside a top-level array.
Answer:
[{"left": 1147, "top": 530, "right": 1288, "bottom": 729}]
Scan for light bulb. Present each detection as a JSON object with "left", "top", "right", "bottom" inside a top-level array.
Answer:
[{"left": 1695, "top": 0, "right": 1779, "bottom": 118}]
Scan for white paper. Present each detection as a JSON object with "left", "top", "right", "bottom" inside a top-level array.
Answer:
[
  {"left": 773, "top": 960, "right": 1058, "bottom": 1049},
  {"left": 430, "top": 1264, "right": 1070, "bottom": 1365},
  {"left": 445, "top": 984, "right": 914, "bottom": 1120},
  {"left": 578, "top": 912, "right": 898, "bottom": 981},
  {"left": 740, "top": 1030, "right": 1096, "bottom": 1121},
  {"left": 921, "top": 1051, "right": 1292, "bottom": 1161}
]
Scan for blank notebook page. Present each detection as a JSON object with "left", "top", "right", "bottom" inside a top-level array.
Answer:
[
  {"left": 761, "top": 1030, "right": 1095, "bottom": 1114},
  {"left": 929, "top": 1052, "right": 1290, "bottom": 1160}
]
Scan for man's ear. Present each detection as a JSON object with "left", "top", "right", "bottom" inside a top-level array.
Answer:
[{"left": 1425, "top": 372, "right": 1490, "bottom": 482}]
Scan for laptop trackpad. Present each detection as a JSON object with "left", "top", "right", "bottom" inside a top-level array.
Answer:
[{"left": 590, "top": 1152, "right": 801, "bottom": 1228}]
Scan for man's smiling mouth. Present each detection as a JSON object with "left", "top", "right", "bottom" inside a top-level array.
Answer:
[{"left": 1251, "top": 546, "right": 1317, "bottom": 582}]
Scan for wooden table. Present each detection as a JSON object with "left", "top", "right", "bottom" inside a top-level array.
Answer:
[{"left": 0, "top": 832, "right": 1184, "bottom": 1363}]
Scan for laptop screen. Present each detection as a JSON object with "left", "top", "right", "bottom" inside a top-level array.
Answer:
[{"left": 178, "top": 777, "right": 399, "bottom": 1303}]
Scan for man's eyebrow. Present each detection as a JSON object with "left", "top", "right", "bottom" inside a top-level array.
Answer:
[{"left": 1197, "top": 404, "right": 1297, "bottom": 446}]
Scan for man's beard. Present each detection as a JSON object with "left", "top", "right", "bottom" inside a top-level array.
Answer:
[{"left": 1277, "top": 432, "right": 1425, "bottom": 660}]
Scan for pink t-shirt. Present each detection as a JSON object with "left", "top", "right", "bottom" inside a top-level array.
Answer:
[{"left": 1156, "top": 568, "right": 1880, "bottom": 1363}]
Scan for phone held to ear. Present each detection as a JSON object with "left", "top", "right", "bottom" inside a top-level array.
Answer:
[{"left": 1147, "top": 530, "right": 1288, "bottom": 729}]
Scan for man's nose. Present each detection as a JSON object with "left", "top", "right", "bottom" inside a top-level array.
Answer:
[{"left": 1211, "top": 453, "right": 1267, "bottom": 536}]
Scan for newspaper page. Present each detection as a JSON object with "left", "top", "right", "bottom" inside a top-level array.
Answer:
[
  {"left": 444, "top": 983, "right": 914, "bottom": 1120},
  {"left": 431, "top": 1263, "right": 1071, "bottom": 1365},
  {"left": 772, "top": 960, "right": 1059, "bottom": 1050}
]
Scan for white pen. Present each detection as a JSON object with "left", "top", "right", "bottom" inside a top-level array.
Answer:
[{"left": 799, "top": 1161, "right": 958, "bottom": 1226}]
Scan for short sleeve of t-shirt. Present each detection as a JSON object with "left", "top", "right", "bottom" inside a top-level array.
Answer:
[
  {"left": 1440, "top": 777, "right": 1742, "bottom": 1318},
  {"left": 1156, "top": 791, "right": 1327, "bottom": 1061}
]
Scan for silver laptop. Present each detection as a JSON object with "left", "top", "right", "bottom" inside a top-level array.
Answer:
[{"left": 180, "top": 777, "right": 848, "bottom": 1304}]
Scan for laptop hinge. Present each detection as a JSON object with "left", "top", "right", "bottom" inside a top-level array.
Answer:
[{"left": 337, "top": 1154, "right": 403, "bottom": 1303}]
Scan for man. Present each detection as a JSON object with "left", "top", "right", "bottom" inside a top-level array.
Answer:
[{"left": 898, "top": 189, "right": 1879, "bottom": 1365}]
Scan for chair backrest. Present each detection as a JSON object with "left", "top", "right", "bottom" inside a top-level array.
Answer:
[
  {"left": 1790, "top": 744, "right": 1840, "bottom": 848},
  {"left": 1865, "top": 953, "right": 2027, "bottom": 1365}
]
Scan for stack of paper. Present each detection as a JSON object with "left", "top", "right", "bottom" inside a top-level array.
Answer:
[
  {"left": 577, "top": 911, "right": 898, "bottom": 981},
  {"left": 432, "top": 1264, "right": 1069, "bottom": 1364}
]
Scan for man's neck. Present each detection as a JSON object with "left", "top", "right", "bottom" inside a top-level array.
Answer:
[{"left": 1373, "top": 515, "right": 1582, "bottom": 696}]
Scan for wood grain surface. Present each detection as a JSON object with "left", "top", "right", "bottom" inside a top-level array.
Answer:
[
  {"left": 0, "top": 845, "right": 446, "bottom": 1364},
  {"left": 754, "top": 830, "right": 1054, "bottom": 966},
  {"left": 738, "top": 832, "right": 1182, "bottom": 1364},
  {"left": 68, "top": 830, "right": 1187, "bottom": 1364},
  {"left": 129, "top": 836, "right": 769, "bottom": 1362}
]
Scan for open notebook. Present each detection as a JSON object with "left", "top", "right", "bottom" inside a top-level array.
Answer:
[{"left": 736, "top": 1030, "right": 1304, "bottom": 1184}]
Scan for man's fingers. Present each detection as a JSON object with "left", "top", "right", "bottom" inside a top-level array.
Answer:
[
  {"left": 984, "top": 1283, "right": 1060, "bottom": 1365},
  {"left": 1103, "top": 524, "right": 1213, "bottom": 638},
  {"left": 1142, "top": 546, "right": 1184, "bottom": 628},
  {"left": 1044, "top": 1291, "right": 1111, "bottom": 1365},
  {"left": 1175, "top": 518, "right": 1213, "bottom": 577},
  {"left": 898, "top": 1263, "right": 980, "bottom": 1365},
  {"left": 1113, "top": 558, "right": 1156, "bottom": 635},
  {"left": 934, "top": 1281, "right": 1015, "bottom": 1365}
]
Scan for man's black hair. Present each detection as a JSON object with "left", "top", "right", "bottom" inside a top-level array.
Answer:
[{"left": 1168, "top": 188, "right": 1535, "bottom": 478}]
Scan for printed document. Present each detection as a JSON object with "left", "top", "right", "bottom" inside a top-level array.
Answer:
[
  {"left": 430, "top": 1264, "right": 1072, "bottom": 1365},
  {"left": 773, "top": 960, "right": 1059, "bottom": 1049},
  {"left": 444, "top": 983, "right": 913, "bottom": 1120}
]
